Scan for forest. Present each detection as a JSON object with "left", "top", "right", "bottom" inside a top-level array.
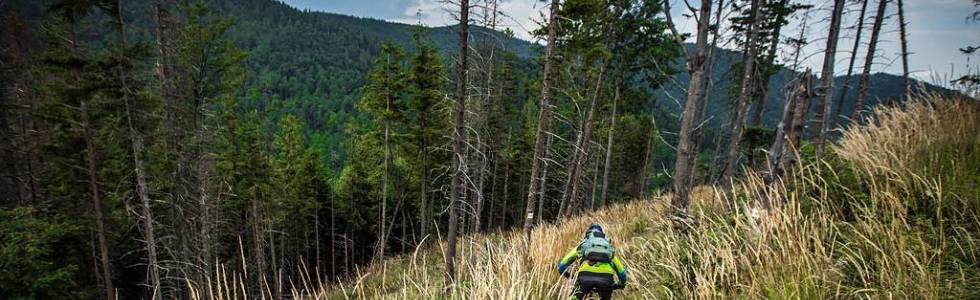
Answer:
[{"left": 0, "top": 0, "right": 977, "bottom": 299}]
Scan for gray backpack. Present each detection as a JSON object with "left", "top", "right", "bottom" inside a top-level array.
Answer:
[{"left": 579, "top": 233, "right": 615, "bottom": 263}]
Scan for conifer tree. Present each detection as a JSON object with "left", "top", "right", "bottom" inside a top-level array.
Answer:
[
  {"left": 405, "top": 32, "right": 448, "bottom": 242},
  {"left": 271, "top": 115, "right": 318, "bottom": 268},
  {"left": 172, "top": 2, "right": 247, "bottom": 283},
  {"left": 357, "top": 43, "right": 408, "bottom": 262}
]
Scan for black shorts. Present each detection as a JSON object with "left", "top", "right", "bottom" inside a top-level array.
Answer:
[{"left": 574, "top": 272, "right": 614, "bottom": 300}]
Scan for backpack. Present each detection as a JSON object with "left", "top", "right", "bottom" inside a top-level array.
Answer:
[{"left": 578, "top": 232, "right": 615, "bottom": 263}]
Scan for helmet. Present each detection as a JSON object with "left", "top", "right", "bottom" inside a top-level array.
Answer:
[{"left": 585, "top": 223, "right": 604, "bottom": 238}]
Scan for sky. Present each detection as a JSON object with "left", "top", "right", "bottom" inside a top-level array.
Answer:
[{"left": 280, "top": 0, "right": 979, "bottom": 82}]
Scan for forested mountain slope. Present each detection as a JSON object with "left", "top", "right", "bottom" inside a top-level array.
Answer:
[
  {"left": 295, "top": 97, "right": 979, "bottom": 299},
  {"left": 9, "top": 0, "right": 953, "bottom": 169},
  {"left": 194, "top": 0, "right": 962, "bottom": 167},
  {"left": 198, "top": 0, "right": 539, "bottom": 169}
]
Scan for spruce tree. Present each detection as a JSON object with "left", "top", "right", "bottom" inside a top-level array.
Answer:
[{"left": 405, "top": 32, "right": 448, "bottom": 242}]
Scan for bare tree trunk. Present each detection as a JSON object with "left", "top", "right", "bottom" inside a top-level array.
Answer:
[
  {"left": 82, "top": 97, "right": 115, "bottom": 300},
  {"left": 589, "top": 141, "right": 601, "bottom": 210},
  {"left": 851, "top": 0, "right": 887, "bottom": 123},
  {"left": 131, "top": 126, "right": 161, "bottom": 299},
  {"left": 487, "top": 151, "right": 499, "bottom": 229},
  {"left": 896, "top": 0, "right": 910, "bottom": 99},
  {"left": 672, "top": 0, "right": 715, "bottom": 213},
  {"left": 501, "top": 157, "right": 510, "bottom": 227},
  {"left": 112, "top": 3, "right": 161, "bottom": 296},
  {"left": 374, "top": 57, "right": 393, "bottom": 262},
  {"left": 560, "top": 64, "right": 607, "bottom": 217},
  {"left": 811, "top": 0, "right": 845, "bottom": 157},
  {"left": 637, "top": 133, "right": 654, "bottom": 198},
  {"left": 690, "top": 0, "right": 725, "bottom": 187},
  {"left": 720, "top": 0, "right": 764, "bottom": 187},
  {"left": 446, "top": 0, "right": 469, "bottom": 287},
  {"left": 537, "top": 133, "right": 553, "bottom": 224},
  {"left": 784, "top": 72, "right": 812, "bottom": 170},
  {"left": 196, "top": 136, "right": 212, "bottom": 282},
  {"left": 768, "top": 71, "right": 811, "bottom": 182},
  {"left": 471, "top": 0, "right": 499, "bottom": 234},
  {"left": 373, "top": 122, "right": 388, "bottom": 262},
  {"left": 523, "top": 0, "right": 560, "bottom": 241},
  {"left": 314, "top": 203, "right": 321, "bottom": 273},
  {"left": 249, "top": 196, "right": 267, "bottom": 290},
  {"left": 472, "top": 154, "right": 487, "bottom": 233},
  {"left": 599, "top": 88, "right": 618, "bottom": 207},
  {"left": 833, "top": 0, "right": 869, "bottom": 127},
  {"left": 768, "top": 76, "right": 800, "bottom": 178},
  {"left": 419, "top": 140, "right": 430, "bottom": 240},
  {"left": 329, "top": 192, "right": 336, "bottom": 277}
]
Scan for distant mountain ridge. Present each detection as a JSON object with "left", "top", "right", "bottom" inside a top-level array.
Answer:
[{"left": 653, "top": 44, "right": 961, "bottom": 132}]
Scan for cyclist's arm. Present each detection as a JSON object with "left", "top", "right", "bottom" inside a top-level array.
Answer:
[
  {"left": 612, "top": 255, "right": 627, "bottom": 283},
  {"left": 557, "top": 248, "right": 580, "bottom": 275}
]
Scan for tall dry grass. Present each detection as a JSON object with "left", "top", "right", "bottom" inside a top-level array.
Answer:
[{"left": 190, "top": 96, "right": 980, "bottom": 299}]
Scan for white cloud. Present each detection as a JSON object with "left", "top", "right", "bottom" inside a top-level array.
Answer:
[{"left": 385, "top": 0, "right": 549, "bottom": 41}]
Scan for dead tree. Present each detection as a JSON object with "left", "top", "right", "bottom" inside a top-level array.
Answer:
[
  {"left": 598, "top": 88, "right": 619, "bottom": 206},
  {"left": 537, "top": 132, "right": 554, "bottom": 224},
  {"left": 720, "top": 0, "right": 764, "bottom": 187},
  {"left": 811, "top": 0, "right": 845, "bottom": 157},
  {"left": 851, "top": 0, "right": 888, "bottom": 123},
  {"left": 833, "top": 0, "right": 869, "bottom": 127},
  {"left": 523, "top": 0, "right": 561, "bottom": 241},
  {"left": 669, "top": 0, "right": 714, "bottom": 215},
  {"left": 765, "top": 71, "right": 811, "bottom": 209},
  {"left": 469, "top": 0, "right": 502, "bottom": 233},
  {"left": 896, "top": 0, "right": 910, "bottom": 99},
  {"left": 445, "top": 0, "right": 469, "bottom": 287},
  {"left": 784, "top": 73, "right": 813, "bottom": 169},
  {"left": 113, "top": 2, "right": 161, "bottom": 297},
  {"left": 689, "top": 0, "right": 726, "bottom": 188},
  {"left": 559, "top": 63, "right": 607, "bottom": 217},
  {"left": 768, "top": 75, "right": 800, "bottom": 178}
]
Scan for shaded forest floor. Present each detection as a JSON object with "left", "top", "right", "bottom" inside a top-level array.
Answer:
[{"left": 194, "top": 96, "right": 980, "bottom": 299}]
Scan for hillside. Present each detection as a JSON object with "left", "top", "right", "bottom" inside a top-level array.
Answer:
[
  {"left": 7, "top": 0, "right": 956, "bottom": 168},
  {"left": 2, "top": 1, "right": 976, "bottom": 299},
  {"left": 653, "top": 45, "right": 960, "bottom": 131},
  {"left": 214, "top": 96, "right": 978, "bottom": 299},
  {"left": 193, "top": 0, "right": 964, "bottom": 166}
]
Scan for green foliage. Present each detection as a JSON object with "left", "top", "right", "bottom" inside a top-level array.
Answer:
[
  {"left": 741, "top": 125, "right": 776, "bottom": 169},
  {"left": 272, "top": 115, "right": 318, "bottom": 218},
  {"left": 358, "top": 43, "right": 408, "bottom": 128},
  {"left": 177, "top": 2, "right": 247, "bottom": 104},
  {"left": 0, "top": 207, "right": 84, "bottom": 299}
]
